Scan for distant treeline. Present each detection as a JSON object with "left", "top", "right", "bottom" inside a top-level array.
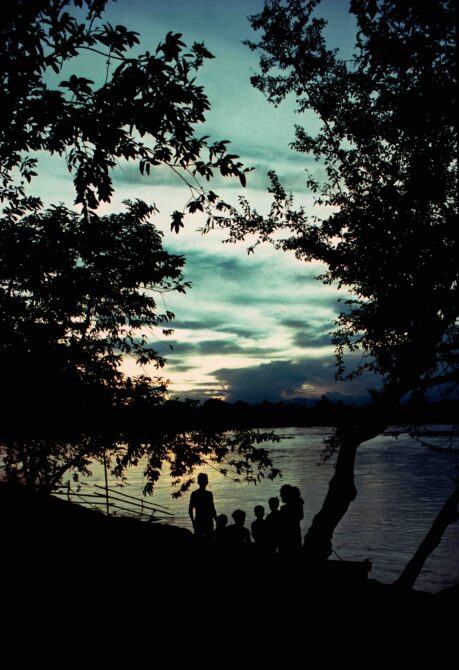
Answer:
[
  {"left": 179, "top": 397, "right": 459, "bottom": 429},
  {"left": 128, "top": 396, "right": 459, "bottom": 434},
  {"left": 4, "top": 395, "right": 458, "bottom": 444}
]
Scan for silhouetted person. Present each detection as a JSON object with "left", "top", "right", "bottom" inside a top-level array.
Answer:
[
  {"left": 290, "top": 486, "right": 304, "bottom": 548},
  {"left": 214, "top": 513, "right": 228, "bottom": 544},
  {"left": 225, "top": 509, "right": 251, "bottom": 547},
  {"left": 189, "top": 473, "right": 217, "bottom": 539},
  {"left": 251, "top": 505, "right": 268, "bottom": 552},
  {"left": 279, "top": 484, "right": 303, "bottom": 555},
  {"left": 265, "top": 496, "right": 281, "bottom": 554}
]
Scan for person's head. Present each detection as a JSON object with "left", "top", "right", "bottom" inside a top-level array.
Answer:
[
  {"left": 254, "top": 505, "right": 265, "bottom": 520},
  {"left": 291, "top": 486, "right": 301, "bottom": 500},
  {"left": 268, "top": 496, "right": 279, "bottom": 512},
  {"left": 232, "top": 509, "right": 246, "bottom": 526},
  {"left": 216, "top": 513, "right": 228, "bottom": 529},
  {"left": 280, "top": 484, "right": 292, "bottom": 503},
  {"left": 197, "top": 473, "right": 208, "bottom": 488}
]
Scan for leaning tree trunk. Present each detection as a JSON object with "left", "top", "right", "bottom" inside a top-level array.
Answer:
[
  {"left": 303, "top": 429, "right": 361, "bottom": 562},
  {"left": 302, "top": 385, "right": 403, "bottom": 564},
  {"left": 302, "top": 423, "right": 384, "bottom": 563},
  {"left": 394, "top": 482, "right": 459, "bottom": 590}
]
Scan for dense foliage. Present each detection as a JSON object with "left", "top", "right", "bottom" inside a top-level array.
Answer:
[
  {"left": 0, "top": 0, "right": 272, "bottom": 492},
  {"left": 203, "top": 0, "right": 458, "bottom": 569},
  {"left": 1, "top": 0, "right": 250, "bottom": 218},
  {"left": 211, "top": 0, "right": 458, "bottom": 402}
]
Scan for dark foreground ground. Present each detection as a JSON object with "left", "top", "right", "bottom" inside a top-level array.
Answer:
[{"left": 1, "top": 481, "right": 456, "bottom": 654}]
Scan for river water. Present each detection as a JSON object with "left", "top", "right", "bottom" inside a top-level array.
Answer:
[{"left": 79, "top": 426, "right": 459, "bottom": 593}]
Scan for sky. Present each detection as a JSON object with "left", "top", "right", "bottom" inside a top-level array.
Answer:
[{"left": 36, "top": 0, "right": 377, "bottom": 404}]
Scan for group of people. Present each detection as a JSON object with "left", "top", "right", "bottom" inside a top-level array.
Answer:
[{"left": 188, "top": 473, "right": 304, "bottom": 555}]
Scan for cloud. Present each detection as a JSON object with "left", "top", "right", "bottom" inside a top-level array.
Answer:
[
  {"left": 197, "top": 340, "right": 272, "bottom": 356},
  {"left": 292, "top": 332, "right": 333, "bottom": 348},
  {"left": 279, "top": 317, "right": 335, "bottom": 348},
  {"left": 155, "top": 244, "right": 345, "bottom": 342},
  {"left": 157, "top": 340, "right": 198, "bottom": 355},
  {"left": 110, "top": 148, "right": 323, "bottom": 197},
  {"left": 181, "top": 248, "right": 265, "bottom": 277},
  {"left": 159, "top": 338, "right": 279, "bottom": 358},
  {"left": 172, "top": 318, "right": 223, "bottom": 331},
  {"left": 112, "top": 163, "right": 175, "bottom": 187},
  {"left": 213, "top": 359, "right": 329, "bottom": 403},
  {"left": 172, "top": 318, "right": 264, "bottom": 340},
  {"left": 170, "top": 363, "right": 197, "bottom": 372},
  {"left": 280, "top": 318, "right": 311, "bottom": 330},
  {"left": 212, "top": 357, "right": 379, "bottom": 404},
  {"left": 190, "top": 254, "right": 343, "bottom": 311},
  {"left": 215, "top": 324, "right": 265, "bottom": 340}
]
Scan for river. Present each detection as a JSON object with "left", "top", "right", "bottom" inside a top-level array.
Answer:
[{"left": 77, "top": 425, "right": 459, "bottom": 593}]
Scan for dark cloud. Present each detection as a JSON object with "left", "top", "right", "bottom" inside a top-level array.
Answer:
[
  {"left": 214, "top": 359, "right": 326, "bottom": 403},
  {"left": 213, "top": 358, "right": 379, "bottom": 404},
  {"left": 222, "top": 154, "right": 320, "bottom": 193},
  {"left": 292, "top": 272, "right": 321, "bottom": 284},
  {"left": 281, "top": 318, "right": 311, "bottom": 330},
  {"left": 170, "top": 363, "right": 197, "bottom": 372},
  {"left": 182, "top": 249, "right": 264, "bottom": 281},
  {"left": 159, "top": 340, "right": 197, "bottom": 355},
  {"left": 227, "top": 289, "right": 342, "bottom": 309},
  {"left": 293, "top": 332, "right": 333, "bottom": 348},
  {"left": 216, "top": 258, "right": 248, "bottom": 274},
  {"left": 168, "top": 248, "right": 342, "bottom": 314},
  {"left": 280, "top": 318, "right": 333, "bottom": 348},
  {"left": 160, "top": 338, "right": 278, "bottom": 358},
  {"left": 111, "top": 160, "right": 317, "bottom": 194},
  {"left": 172, "top": 318, "right": 264, "bottom": 341},
  {"left": 192, "top": 340, "right": 234, "bottom": 355},
  {"left": 111, "top": 158, "right": 318, "bottom": 200},
  {"left": 196, "top": 340, "right": 256, "bottom": 356},
  {"left": 112, "top": 163, "right": 195, "bottom": 188},
  {"left": 172, "top": 318, "right": 222, "bottom": 331},
  {"left": 215, "top": 324, "right": 265, "bottom": 339}
]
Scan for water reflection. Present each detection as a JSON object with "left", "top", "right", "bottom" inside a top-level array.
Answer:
[{"left": 82, "top": 426, "right": 459, "bottom": 592}]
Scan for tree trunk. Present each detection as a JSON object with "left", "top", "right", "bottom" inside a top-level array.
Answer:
[
  {"left": 394, "top": 482, "right": 459, "bottom": 590},
  {"left": 303, "top": 431, "right": 360, "bottom": 562},
  {"left": 302, "top": 385, "right": 403, "bottom": 564},
  {"left": 300, "top": 318, "right": 452, "bottom": 566}
]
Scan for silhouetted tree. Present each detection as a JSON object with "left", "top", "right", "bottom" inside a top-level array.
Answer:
[
  {"left": 208, "top": 0, "right": 458, "bottom": 575},
  {"left": 0, "top": 0, "right": 272, "bottom": 493},
  {"left": 1, "top": 0, "right": 250, "bottom": 219},
  {"left": 395, "top": 482, "right": 459, "bottom": 589}
]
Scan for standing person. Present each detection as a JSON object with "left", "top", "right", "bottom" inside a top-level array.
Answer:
[
  {"left": 279, "top": 484, "right": 303, "bottom": 555},
  {"left": 225, "top": 509, "right": 251, "bottom": 546},
  {"left": 214, "top": 513, "right": 229, "bottom": 544},
  {"left": 189, "top": 473, "right": 217, "bottom": 539},
  {"left": 265, "top": 496, "right": 281, "bottom": 555},
  {"left": 290, "top": 486, "right": 304, "bottom": 549},
  {"left": 251, "top": 505, "right": 268, "bottom": 551}
]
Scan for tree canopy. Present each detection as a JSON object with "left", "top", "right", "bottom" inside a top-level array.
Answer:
[
  {"left": 212, "top": 0, "right": 458, "bottom": 403},
  {"left": 0, "top": 0, "right": 275, "bottom": 493},
  {"left": 205, "top": 0, "right": 458, "bottom": 565},
  {"left": 0, "top": 200, "right": 185, "bottom": 429},
  {"left": 1, "top": 0, "right": 250, "bottom": 219}
]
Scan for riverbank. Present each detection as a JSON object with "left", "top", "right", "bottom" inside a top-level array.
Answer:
[
  {"left": 3, "top": 426, "right": 458, "bottom": 593},
  {"left": 3, "top": 482, "right": 458, "bottom": 661},
  {"left": 2, "top": 481, "right": 456, "bottom": 610}
]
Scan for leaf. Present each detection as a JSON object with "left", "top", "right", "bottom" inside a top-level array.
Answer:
[
  {"left": 192, "top": 42, "right": 215, "bottom": 60},
  {"left": 170, "top": 210, "right": 184, "bottom": 234},
  {"left": 187, "top": 200, "right": 204, "bottom": 214}
]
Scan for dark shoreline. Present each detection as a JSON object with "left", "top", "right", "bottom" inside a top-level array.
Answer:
[{"left": 2, "top": 481, "right": 456, "bottom": 612}]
